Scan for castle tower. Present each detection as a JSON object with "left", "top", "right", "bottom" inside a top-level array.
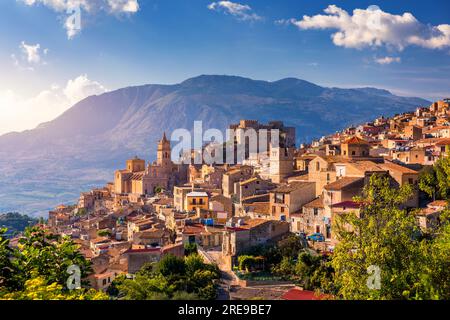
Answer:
[
  {"left": 269, "top": 143, "right": 294, "bottom": 183},
  {"left": 157, "top": 132, "right": 171, "bottom": 167}
]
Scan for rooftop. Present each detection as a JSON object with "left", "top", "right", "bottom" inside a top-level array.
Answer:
[
  {"left": 281, "top": 288, "right": 328, "bottom": 300},
  {"left": 343, "top": 136, "right": 369, "bottom": 145},
  {"left": 303, "top": 197, "right": 324, "bottom": 209},
  {"left": 186, "top": 191, "right": 209, "bottom": 197},
  {"left": 272, "top": 181, "right": 314, "bottom": 193},
  {"left": 324, "top": 177, "right": 364, "bottom": 191}
]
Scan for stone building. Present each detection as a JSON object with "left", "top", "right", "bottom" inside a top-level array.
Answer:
[
  {"left": 341, "top": 136, "right": 370, "bottom": 158},
  {"left": 269, "top": 181, "right": 316, "bottom": 221},
  {"left": 114, "top": 133, "right": 187, "bottom": 198}
]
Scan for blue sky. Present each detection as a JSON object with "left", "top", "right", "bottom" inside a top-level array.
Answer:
[{"left": 0, "top": 0, "right": 449, "bottom": 134}]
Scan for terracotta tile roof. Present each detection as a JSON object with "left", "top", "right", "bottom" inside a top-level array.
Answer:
[
  {"left": 245, "top": 202, "right": 270, "bottom": 215},
  {"left": 124, "top": 247, "right": 161, "bottom": 254},
  {"left": 379, "top": 161, "right": 418, "bottom": 174},
  {"left": 343, "top": 136, "right": 369, "bottom": 145},
  {"left": 435, "top": 139, "right": 450, "bottom": 146},
  {"left": 237, "top": 218, "right": 269, "bottom": 230},
  {"left": 346, "top": 161, "right": 385, "bottom": 173},
  {"left": 317, "top": 155, "right": 349, "bottom": 164},
  {"left": 428, "top": 200, "right": 448, "bottom": 208},
  {"left": 183, "top": 224, "right": 205, "bottom": 235},
  {"left": 281, "top": 288, "right": 328, "bottom": 300},
  {"left": 331, "top": 201, "right": 362, "bottom": 209},
  {"left": 272, "top": 181, "right": 315, "bottom": 193},
  {"left": 324, "top": 177, "right": 364, "bottom": 191},
  {"left": 303, "top": 197, "right": 324, "bottom": 209},
  {"left": 153, "top": 198, "right": 174, "bottom": 206}
]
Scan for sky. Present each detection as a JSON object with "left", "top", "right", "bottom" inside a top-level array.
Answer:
[{"left": 0, "top": 0, "right": 449, "bottom": 135}]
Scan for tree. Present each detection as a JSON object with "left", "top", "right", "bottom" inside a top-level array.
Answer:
[
  {"left": 0, "top": 212, "right": 37, "bottom": 237},
  {"left": 184, "top": 242, "right": 198, "bottom": 256},
  {"left": 0, "top": 228, "right": 18, "bottom": 293},
  {"left": 272, "top": 256, "right": 295, "bottom": 278},
  {"left": 157, "top": 254, "right": 186, "bottom": 277},
  {"left": 0, "top": 277, "right": 108, "bottom": 300},
  {"left": 97, "top": 230, "right": 111, "bottom": 237},
  {"left": 106, "top": 274, "right": 127, "bottom": 298},
  {"left": 419, "top": 153, "right": 450, "bottom": 200},
  {"left": 277, "top": 234, "right": 305, "bottom": 258},
  {"left": 117, "top": 254, "right": 219, "bottom": 300},
  {"left": 419, "top": 166, "right": 438, "bottom": 200},
  {"left": 11, "top": 226, "right": 92, "bottom": 291},
  {"left": 295, "top": 251, "right": 336, "bottom": 294},
  {"left": 332, "top": 174, "right": 428, "bottom": 299}
]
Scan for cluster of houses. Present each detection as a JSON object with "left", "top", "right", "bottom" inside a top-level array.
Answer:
[{"left": 44, "top": 99, "right": 450, "bottom": 292}]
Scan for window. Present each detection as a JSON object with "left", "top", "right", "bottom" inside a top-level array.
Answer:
[
  {"left": 272, "top": 206, "right": 276, "bottom": 214},
  {"left": 103, "top": 279, "right": 107, "bottom": 286},
  {"left": 326, "top": 173, "right": 330, "bottom": 182},
  {"left": 313, "top": 208, "right": 318, "bottom": 216},
  {"left": 343, "top": 150, "right": 347, "bottom": 156},
  {"left": 316, "top": 162, "right": 320, "bottom": 171},
  {"left": 408, "top": 178, "right": 414, "bottom": 185},
  {"left": 199, "top": 198, "right": 204, "bottom": 205},
  {"left": 281, "top": 207, "right": 285, "bottom": 213},
  {"left": 275, "top": 193, "right": 284, "bottom": 203},
  {"left": 192, "top": 198, "right": 197, "bottom": 205},
  {"left": 352, "top": 151, "right": 356, "bottom": 156}
]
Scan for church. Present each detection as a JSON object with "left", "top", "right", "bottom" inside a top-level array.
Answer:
[{"left": 114, "top": 133, "right": 188, "bottom": 197}]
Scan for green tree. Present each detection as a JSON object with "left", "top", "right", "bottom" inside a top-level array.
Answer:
[
  {"left": 1, "top": 277, "right": 107, "bottom": 300},
  {"left": 0, "top": 228, "right": 19, "bottom": 293},
  {"left": 277, "top": 234, "right": 305, "bottom": 258},
  {"left": 295, "top": 251, "right": 336, "bottom": 293},
  {"left": 184, "top": 242, "right": 198, "bottom": 256},
  {"left": 157, "top": 254, "right": 186, "bottom": 277},
  {"left": 13, "top": 226, "right": 92, "bottom": 291},
  {"left": 272, "top": 256, "right": 295, "bottom": 278},
  {"left": 97, "top": 230, "right": 111, "bottom": 237},
  {"left": 117, "top": 254, "right": 219, "bottom": 300},
  {"left": 332, "top": 174, "right": 426, "bottom": 299},
  {"left": 419, "top": 154, "right": 450, "bottom": 200}
]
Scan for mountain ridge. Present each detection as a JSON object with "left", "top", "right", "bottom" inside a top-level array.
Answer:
[{"left": 0, "top": 74, "right": 430, "bottom": 216}]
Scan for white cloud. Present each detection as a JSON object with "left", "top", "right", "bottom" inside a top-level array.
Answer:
[
  {"left": 20, "top": 41, "right": 43, "bottom": 64},
  {"left": 63, "top": 74, "right": 107, "bottom": 105},
  {"left": 11, "top": 41, "right": 48, "bottom": 70},
  {"left": 208, "top": 1, "right": 262, "bottom": 22},
  {"left": 107, "top": 0, "right": 139, "bottom": 13},
  {"left": 0, "top": 75, "right": 107, "bottom": 135},
  {"left": 374, "top": 56, "right": 401, "bottom": 65},
  {"left": 20, "top": 0, "right": 140, "bottom": 39},
  {"left": 287, "top": 5, "right": 450, "bottom": 50}
]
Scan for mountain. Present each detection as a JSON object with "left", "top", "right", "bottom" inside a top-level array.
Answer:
[{"left": 0, "top": 75, "right": 429, "bottom": 216}]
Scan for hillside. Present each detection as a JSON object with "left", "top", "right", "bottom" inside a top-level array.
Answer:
[{"left": 0, "top": 75, "right": 429, "bottom": 216}]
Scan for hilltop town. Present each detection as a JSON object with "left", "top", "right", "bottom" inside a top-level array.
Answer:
[{"left": 43, "top": 99, "right": 450, "bottom": 298}]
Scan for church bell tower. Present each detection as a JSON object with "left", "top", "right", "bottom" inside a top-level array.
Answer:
[{"left": 157, "top": 132, "right": 171, "bottom": 167}]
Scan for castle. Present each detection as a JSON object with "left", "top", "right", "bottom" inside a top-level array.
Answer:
[{"left": 114, "top": 133, "right": 187, "bottom": 197}]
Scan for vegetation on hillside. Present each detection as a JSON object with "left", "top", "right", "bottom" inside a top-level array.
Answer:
[
  {"left": 0, "top": 226, "right": 106, "bottom": 300},
  {"left": 0, "top": 212, "right": 38, "bottom": 237},
  {"left": 114, "top": 254, "right": 220, "bottom": 300},
  {"left": 332, "top": 174, "right": 450, "bottom": 299}
]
